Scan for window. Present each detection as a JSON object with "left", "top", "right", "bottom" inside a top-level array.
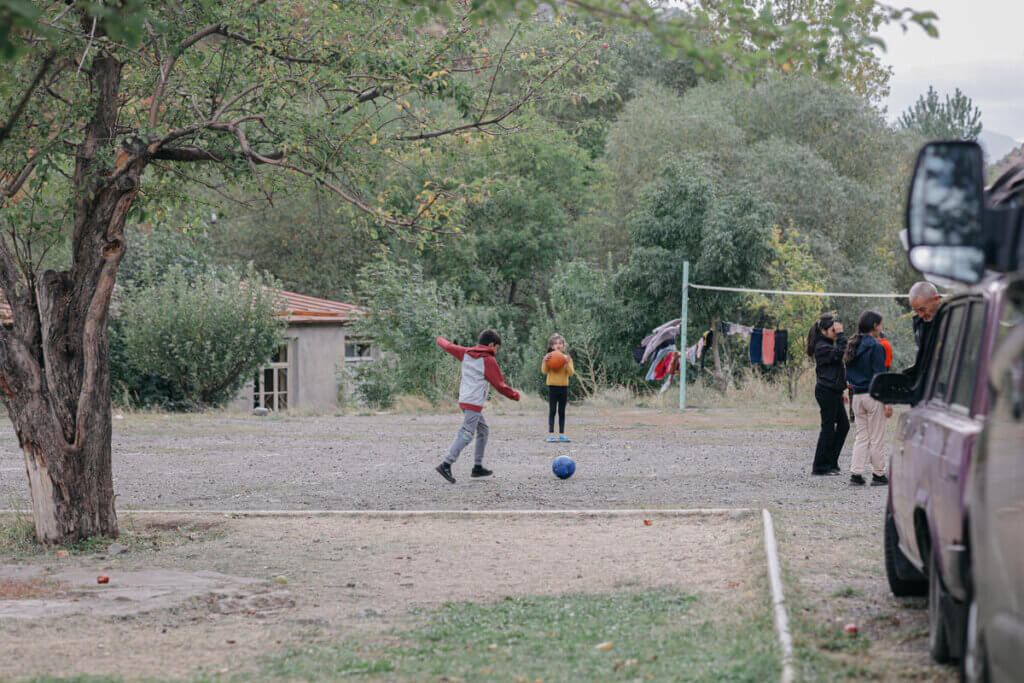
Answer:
[
  {"left": 950, "top": 302, "right": 987, "bottom": 411},
  {"left": 928, "top": 305, "right": 966, "bottom": 403},
  {"left": 345, "top": 339, "right": 374, "bottom": 363},
  {"left": 254, "top": 344, "right": 290, "bottom": 411}
]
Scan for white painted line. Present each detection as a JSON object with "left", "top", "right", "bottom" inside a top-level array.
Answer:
[
  {"left": 0, "top": 507, "right": 756, "bottom": 517},
  {"left": 762, "top": 509, "right": 795, "bottom": 683}
]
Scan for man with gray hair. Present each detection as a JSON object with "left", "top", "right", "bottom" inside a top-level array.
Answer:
[{"left": 905, "top": 281, "right": 942, "bottom": 382}]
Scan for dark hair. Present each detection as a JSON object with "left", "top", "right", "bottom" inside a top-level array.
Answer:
[
  {"left": 805, "top": 314, "right": 835, "bottom": 358},
  {"left": 546, "top": 333, "right": 565, "bottom": 354},
  {"left": 844, "top": 311, "right": 883, "bottom": 364},
  {"left": 478, "top": 329, "right": 502, "bottom": 346}
]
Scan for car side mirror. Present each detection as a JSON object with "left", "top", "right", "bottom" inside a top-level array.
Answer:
[
  {"left": 870, "top": 372, "right": 915, "bottom": 405},
  {"left": 906, "top": 141, "right": 986, "bottom": 283}
]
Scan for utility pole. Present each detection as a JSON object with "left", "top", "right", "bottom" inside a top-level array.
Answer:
[{"left": 680, "top": 260, "right": 689, "bottom": 410}]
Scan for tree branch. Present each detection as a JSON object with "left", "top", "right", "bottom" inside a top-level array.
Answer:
[
  {"left": 152, "top": 145, "right": 283, "bottom": 163},
  {"left": 396, "top": 34, "right": 597, "bottom": 142},
  {"left": 0, "top": 50, "right": 57, "bottom": 147}
]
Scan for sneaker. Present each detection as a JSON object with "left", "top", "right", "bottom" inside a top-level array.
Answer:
[
  {"left": 849, "top": 474, "right": 866, "bottom": 486},
  {"left": 546, "top": 435, "right": 558, "bottom": 442},
  {"left": 558, "top": 435, "right": 570, "bottom": 442},
  {"left": 471, "top": 465, "right": 493, "bottom": 478},
  {"left": 871, "top": 474, "right": 889, "bottom": 486},
  {"left": 828, "top": 467, "right": 842, "bottom": 475},
  {"left": 435, "top": 462, "right": 455, "bottom": 484}
]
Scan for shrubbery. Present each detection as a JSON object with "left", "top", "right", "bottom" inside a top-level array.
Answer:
[{"left": 111, "top": 227, "right": 286, "bottom": 410}]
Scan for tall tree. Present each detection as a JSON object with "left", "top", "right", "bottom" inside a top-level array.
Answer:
[
  {"left": 0, "top": 1, "right": 604, "bottom": 543},
  {"left": 0, "top": 0, "right": 938, "bottom": 543},
  {"left": 898, "top": 86, "right": 983, "bottom": 140}
]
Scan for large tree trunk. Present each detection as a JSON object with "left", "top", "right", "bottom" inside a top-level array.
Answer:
[
  {"left": 17, "top": 394, "right": 116, "bottom": 543},
  {"left": 0, "top": 53, "right": 143, "bottom": 544}
]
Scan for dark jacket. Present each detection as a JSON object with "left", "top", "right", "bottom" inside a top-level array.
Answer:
[
  {"left": 846, "top": 334, "right": 887, "bottom": 393},
  {"left": 814, "top": 333, "right": 847, "bottom": 393},
  {"left": 904, "top": 315, "right": 937, "bottom": 384}
]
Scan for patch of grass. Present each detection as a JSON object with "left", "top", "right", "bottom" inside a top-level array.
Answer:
[
  {"left": 830, "top": 586, "right": 862, "bottom": 599},
  {"left": 0, "top": 512, "right": 220, "bottom": 560},
  {"left": 250, "top": 590, "right": 778, "bottom": 682},
  {"left": 0, "top": 511, "right": 36, "bottom": 553}
]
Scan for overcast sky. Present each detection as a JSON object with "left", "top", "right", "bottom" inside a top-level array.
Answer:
[{"left": 876, "top": 0, "right": 1024, "bottom": 140}]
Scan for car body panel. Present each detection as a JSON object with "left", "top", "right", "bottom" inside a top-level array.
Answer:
[
  {"left": 889, "top": 283, "right": 1005, "bottom": 604},
  {"left": 968, "top": 277, "right": 1024, "bottom": 679}
]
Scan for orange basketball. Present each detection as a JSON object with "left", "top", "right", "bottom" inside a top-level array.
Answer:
[{"left": 546, "top": 351, "right": 567, "bottom": 370}]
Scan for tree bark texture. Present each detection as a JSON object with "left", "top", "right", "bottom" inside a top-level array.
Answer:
[{"left": 0, "top": 55, "right": 145, "bottom": 543}]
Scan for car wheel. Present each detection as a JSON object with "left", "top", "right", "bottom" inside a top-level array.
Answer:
[
  {"left": 884, "top": 503, "right": 927, "bottom": 596},
  {"left": 929, "top": 550, "right": 953, "bottom": 663},
  {"left": 962, "top": 599, "right": 989, "bottom": 683}
]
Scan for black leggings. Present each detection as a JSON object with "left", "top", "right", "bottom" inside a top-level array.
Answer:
[
  {"left": 548, "top": 385, "right": 568, "bottom": 433},
  {"left": 812, "top": 384, "right": 850, "bottom": 473}
]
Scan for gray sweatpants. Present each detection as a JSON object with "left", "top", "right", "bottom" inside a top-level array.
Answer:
[{"left": 444, "top": 410, "right": 488, "bottom": 466}]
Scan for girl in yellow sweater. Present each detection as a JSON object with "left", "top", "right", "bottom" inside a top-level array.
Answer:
[{"left": 542, "top": 333, "right": 575, "bottom": 442}]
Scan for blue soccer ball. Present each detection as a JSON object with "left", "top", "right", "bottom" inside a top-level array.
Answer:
[{"left": 552, "top": 455, "right": 575, "bottom": 479}]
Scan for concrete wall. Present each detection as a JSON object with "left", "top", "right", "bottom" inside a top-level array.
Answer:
[
  {"left": 231, "top": 322, "right": 357, "bottom": 412},
  {"left": 291, "top": 324, "right": 347, "bottom": 410}
]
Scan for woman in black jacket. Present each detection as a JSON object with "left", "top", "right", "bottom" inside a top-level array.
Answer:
[{"left": 807, "top": 314, "right": 849, "bottom": 475}]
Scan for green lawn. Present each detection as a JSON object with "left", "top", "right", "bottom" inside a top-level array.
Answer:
[{"left": 251, "top": 590, "right": 779, "bottom": 682}]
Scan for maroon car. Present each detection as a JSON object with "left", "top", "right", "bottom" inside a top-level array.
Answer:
[
  {"left": 872, "top": 141, "right": 1024, "bottom": 675},
  {"left": 879, "top": 279, "right": 1006, "bottom": 661}
]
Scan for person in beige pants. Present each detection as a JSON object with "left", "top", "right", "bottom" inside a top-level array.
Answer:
[{"left": 844, "top": 311, "right": 892, "bottom": 486}]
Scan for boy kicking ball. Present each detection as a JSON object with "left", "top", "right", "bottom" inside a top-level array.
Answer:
[{"left": 435, "top": 329, "right": 520, "bottom": 483}]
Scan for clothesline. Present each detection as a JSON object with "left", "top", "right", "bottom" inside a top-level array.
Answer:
[{"left": 686, "top": 283, "right": 907, "bottom": 299}]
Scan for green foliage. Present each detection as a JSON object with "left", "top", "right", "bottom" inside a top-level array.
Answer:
[
  {"left": 117, "top": 264, "right": 286, "bottom": 409},
  {"left": 209, "top": 191, "right": 380, "bottom": 302},
  {"left": 898, "top": 86, "right": 983, "bottom": 141},
  {"left": 615, "top": 159, "right": 774, "bottom": 353},
  {"left": 528, "top": 260, "right": 623, "bottom": 397},
  {"left": 351, "top": 360, "right": 399, "bottom": 410},
  {"left": 405, "top": 0, "right": 937, "bottom": 86},
  {"left": 354, "top": 259, "right": 461, "bottom": 404}
]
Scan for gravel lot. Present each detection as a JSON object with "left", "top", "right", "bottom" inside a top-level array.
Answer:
[
  {"left": 0, "top": 402, "right": 955, "bottom": 680},
  {"left": 1, "top": 404, "right": 888, "bottom": 513}
]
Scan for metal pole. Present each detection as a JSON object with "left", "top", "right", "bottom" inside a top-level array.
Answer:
[{"left": 679, "top": 260, "right": 689, "bottom": 410}]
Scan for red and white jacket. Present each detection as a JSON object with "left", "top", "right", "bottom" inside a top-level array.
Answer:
[{"left": 436, "top": 337, "right": 520, "bottom": 411}]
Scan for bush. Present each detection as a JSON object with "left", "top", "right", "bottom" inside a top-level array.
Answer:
[
  {"left": 117, "top": 264, "right": 286, "bottom": 409},
  {"left": 351, "top": 359, "right": 398, "bottom": 409}
]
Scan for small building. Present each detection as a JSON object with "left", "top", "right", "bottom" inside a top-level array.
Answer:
[{"left": 238, "top": 289, "right": 375, "bottom": 412}]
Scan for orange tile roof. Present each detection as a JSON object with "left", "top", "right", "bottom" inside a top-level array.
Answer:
[
  {"left": 272, "top": 288, "right": 365, "bottom": 325},
  {"left": 0, "top": 288, "right": 362, "bottom": 326}
]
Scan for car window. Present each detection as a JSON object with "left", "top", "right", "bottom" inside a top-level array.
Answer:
[
  {"left": 951, "top": 301, "right": 987, "bottom": 411},
  {"left": 929, "top": 305, "right": 966, "bottom": 402}
]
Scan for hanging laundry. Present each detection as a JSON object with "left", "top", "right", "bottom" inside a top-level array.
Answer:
[
  {"left": 632, "top": 346, "right": 645, "bottom": 364},
  {"left": 653, "top": 350, "right": 678, "bottom": 380},
  {"left": 640, "top": 322, "right": 681, "bottom": 364},
  {"left": 749, "top": 328, "right": 764, "bottom": 364},
  {"left": 720, "top": 321, "right": 752, "bottom": 338},
  {"left": 645, "top": 344, "right": 676, "bottom": 381},
  {"left": 660, "top": 353, "right": 681, "bottom": 392},
  {"left": 685, "top": 344, "right": 699, "bottom": 367},
  {"left": 775, "top": 330, "right": 789, "bottom": 364},
  {"left": 762, "top": 329, "right": 776, "bottom": 366},
  {"left": 641, "top": 318, "right": 681, "bottom": 348}
]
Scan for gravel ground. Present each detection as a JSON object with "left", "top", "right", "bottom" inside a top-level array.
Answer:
[
  {"left": 0, "top": 402, "right": 955, "bottom": 680},
  {"left": 0, "top": 404, "right": 889, "bottom": 513}
]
